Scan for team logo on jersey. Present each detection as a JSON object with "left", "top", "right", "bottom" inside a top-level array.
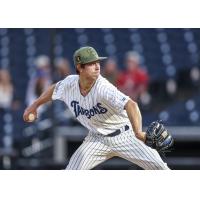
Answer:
[{"left": 71, "top": 101, "right": 108, "bottom": 119}]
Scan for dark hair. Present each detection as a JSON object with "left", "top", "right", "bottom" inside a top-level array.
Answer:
[{"left": 76, "top": 64, "right": 85, "bottom": 74}]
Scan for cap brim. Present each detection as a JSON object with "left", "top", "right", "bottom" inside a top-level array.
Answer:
[
  {"left": 82, "top": 57, "right": 108, "bottom": 65},
  {"left": 98, "top": 57, "right": 107, "bottom": 60}
]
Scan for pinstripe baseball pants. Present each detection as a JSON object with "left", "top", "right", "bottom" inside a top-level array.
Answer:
[{"left": 66, "top": 128, "right": 169, "bottom": 170}]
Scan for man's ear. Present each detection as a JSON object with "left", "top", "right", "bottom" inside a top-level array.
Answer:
[{"left": 76, "top": 64, "right": 81, "bottom": 73}]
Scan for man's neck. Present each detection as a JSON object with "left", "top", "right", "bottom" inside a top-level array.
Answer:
[{"left": 79, "top": 76, "right": 97, "bottom": 91}]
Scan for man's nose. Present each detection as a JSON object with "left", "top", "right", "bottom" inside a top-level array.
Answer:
[{"left": 94, "top": 63, "right": 100, "bottom": 68}]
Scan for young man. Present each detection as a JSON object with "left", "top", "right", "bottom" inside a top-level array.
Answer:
[{"left": 23, "top": 46, "right": 169, "bottom": 170}]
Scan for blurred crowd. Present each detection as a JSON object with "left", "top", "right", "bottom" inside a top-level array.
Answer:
[
  {"left": 0, "top": 50, "right": 151, "bottom": 120},
  {"left": 0, "top": 55, "right": 72, "bottom": 148},
  {"left": 0, "top": 51, "right": 152, "bottom": 147},
  {"left": 103, "top": 51, "right": 150, "bottom": 106},
  {"left": 0, "top": 28, "right": 200, "bottom": 169},
  {"left": 0, "top": 48, "right": 200, "bottom": 159},
  {"left": 25, "top": 56, "right": 71, "bottom": 119}
]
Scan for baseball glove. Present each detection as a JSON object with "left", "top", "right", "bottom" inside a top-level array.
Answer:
[{"left": 145, "top": 121, "right": 174, "bottom": 153}]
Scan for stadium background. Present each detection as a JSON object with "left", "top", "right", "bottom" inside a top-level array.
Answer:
[{"left": 0, "top": 28, "right": 200, "bottom": 170}]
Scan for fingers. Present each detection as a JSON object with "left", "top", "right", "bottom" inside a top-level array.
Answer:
[
  {"left": 24, "top": 113, "right": 37, "bottom": 123},
  {"left": 23, "top": 107, "right": 37, "bottom": 122},
  {"left": 23, "top": 110, "right": 31, "bottom": 122}
]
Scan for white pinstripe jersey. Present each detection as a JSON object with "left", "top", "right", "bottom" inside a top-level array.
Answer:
[{"left": 52, "top": 75, "right": 131, "bottom": 135}]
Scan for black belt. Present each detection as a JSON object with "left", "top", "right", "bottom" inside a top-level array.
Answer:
[{"left": 105, "top": 125, "right": 129, "bottom": 137}]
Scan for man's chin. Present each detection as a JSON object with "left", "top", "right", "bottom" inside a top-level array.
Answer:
[{"left": 94, "top": 72, "right": 100, "bottom": 77}]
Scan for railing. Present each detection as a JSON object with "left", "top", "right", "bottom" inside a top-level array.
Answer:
[{"left": 52, "top": 126, "right": 200, "bottom": 169}]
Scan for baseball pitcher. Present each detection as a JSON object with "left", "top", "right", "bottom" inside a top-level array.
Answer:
[{"left": 23, "top": 46, "right": 173, "bottom": 170}]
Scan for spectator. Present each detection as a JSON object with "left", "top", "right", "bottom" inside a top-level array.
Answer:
[
  {"left": 0, "top": 69, "right": 13, "bottom": 110},
  {"left": 117, "top": 51, "right": 150, "bottom": 104},
  {"left": 0, "top": 69, "right": 14, "bottom": 145},
  {"left": 25, "top": 55, "right": 52, "bottom": 116},
  {"left": 53, "top": 57, "right": 71, "bottom": 82},
  {"left": 52, "top": 58, "right": 73, "bottom": 124},
  {"left": 102, "top": 58, "right": 119, "bottom": 85}
]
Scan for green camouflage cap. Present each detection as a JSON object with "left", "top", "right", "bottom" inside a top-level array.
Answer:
[{"left": 73, "top": 46, "right": 107, "bottom": 66}]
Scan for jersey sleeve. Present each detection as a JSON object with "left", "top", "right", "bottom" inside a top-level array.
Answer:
[
  {"left": 101, "top": 82, "right": 130, "bottom": 112},
  {"left": 52, "top": 79, "right": 67, "bottom": 102}
]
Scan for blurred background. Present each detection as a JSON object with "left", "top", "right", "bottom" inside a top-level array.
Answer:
[{"left": 0, "top": 28, "right": 200, "bottom": 170}]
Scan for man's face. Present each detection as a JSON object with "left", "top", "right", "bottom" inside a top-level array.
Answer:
[
  {"left": 104, "top": 59, "right": 117, "bottom": 74},
  {"left": 126, "top": 58, "right": 138, "bottom": 72},
  {"left": 80, "top": 61, "right": 100, "bottom": 79}
]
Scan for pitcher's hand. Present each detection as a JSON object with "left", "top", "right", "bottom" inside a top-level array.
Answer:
[{"left": 23, "top": 103, "right": 38, "bottom": 122}]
